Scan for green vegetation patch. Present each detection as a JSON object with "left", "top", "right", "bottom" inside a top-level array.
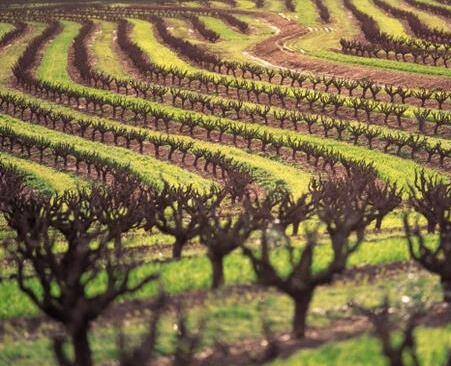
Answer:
[{"left": 0, "top": 151, "right": 84, "bottom": 194}]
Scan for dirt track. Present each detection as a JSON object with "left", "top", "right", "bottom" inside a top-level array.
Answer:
[{"left": 251, "top": 13, "right": 451, "bottom": 90}]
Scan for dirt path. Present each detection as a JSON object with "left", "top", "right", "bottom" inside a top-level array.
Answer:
[{"left": 251, "top": 13, "right": 451, "bottom": 90}]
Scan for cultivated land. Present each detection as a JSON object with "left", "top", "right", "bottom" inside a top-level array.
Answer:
[{"left": 0, "top": 0, "right": 450, "bottom": 365}]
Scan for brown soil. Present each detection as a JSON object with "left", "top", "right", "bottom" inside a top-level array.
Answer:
[{"left": 252, "top": 13, "right": 451, "bottom": 90}]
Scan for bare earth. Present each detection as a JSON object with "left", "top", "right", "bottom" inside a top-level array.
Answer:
[{"left": 251, "top": 13, "right": 451, "bottom": 90}]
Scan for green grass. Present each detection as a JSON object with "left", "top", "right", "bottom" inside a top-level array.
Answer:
[
  {"left": 323, "top": 0, "right": 361, "bottom": 37},
  {"left": 0, "top": 15, "right": 448, "bottom": 365},
  {"left": 352, "top": 0, "right": 408, "bottom": 36},
  {"left": 0, "top": 232, "right": 439, "bottom": 319},
  {"left": 95, "top": 16, "right": 449, "bottom": 196},
  {"left": 36, "top": 25, "right": 72, "bottom": 81},
  {"left": 7, "top": 85, "right": 317, "bottom": 197},
  {"left": 296, "top": 0, "right": 319, "bottom": 26},
  {"left": 197, "top": 14, "right": 277, "bottom": 62},
  {"left": 0, "top": 22, "right": 47, "bottom": 84},
  {"left": 0, "top": 22, "right": 14, "bottom": 39},
  {"left": 200, "top": 15, "right": 243, "bottom": 40},
  {"left": 80, "top": 50, "right": 311, "bottom": 197},
  {"left": 235, "top": 0, "right": 256, "bottom": 9},
  {"left": 0, "top": 151, "right": 84, "bottom": 194},
  {"left": 262, "top": 0, "right": 286, "bottom": 12},
  {"left": 290, "top": 0, "right": 358, "bottom": 62},
  {"left": 290, "top": 36, "right": 451, "bottom": 76},
  {"left": 0, "top": 270, "right": 443, "bottom": 365},
  {"left": 288, "top": 0, "right": 451, "bottom": 77},
  {"left": 165, "top": 17, "right": 194, "bottom": 40},
  {"left": 130, "top": 18, "right": 197, "bottom": 71},
  {"left": 413, "top": 0, "right": 451, "bottom": 12},
  {"left": 392, "top": 0, "right": 450, "bottom": 30},
  {"left": 268, "top": 326, "right": 451, "bottom": 365},
  {"left": 97, "top": 17, "right": 448, "bottom": 140},
  {"left": 149, "top": 15, "right": 276, "bottom": 64},
  {"left": 209, "top": 0, "right": 231, "bottom": 8},
  {"left": 129, "top": 18, "right": 450, "bottom": 120},
  {"left": 0, "top": 113, "right": 214, "bottom": 191},
  {"left": 0, "top": 23, "right": 88, "bottom": 195},
  {"left": 122, "top": 26, "right": 450, "bottom": 186},
  {"left": 253, "top": 123, "right": 446, "bottom": 191},
  {"left": 91, "top": 20, "right": 130, "bottom": 78},
  {"left": 0, "top": 20, "right": 439, "bottom": 232}
]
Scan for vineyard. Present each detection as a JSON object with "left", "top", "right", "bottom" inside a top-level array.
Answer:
[{"left": 0, "top": 0, "right": 449, "bottom": 365}]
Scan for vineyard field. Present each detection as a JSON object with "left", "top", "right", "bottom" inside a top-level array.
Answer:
[{"left": 0, "top": 0, "right": 450, "bottom": 365}]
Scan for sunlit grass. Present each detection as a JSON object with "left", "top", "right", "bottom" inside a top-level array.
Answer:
[
  {"left": 289, "top": 0, "right": 451, "bottom": 76},
  {"left": 0, "top": 22, "right": 14, "bottom": 39},
  {"left": 0, "top": 22, "right": 47, "bottom": 84},
  {"left": 0, "top": 271, "right": 444, "bottom": 365},
  {"left": 0, "top": 114, "right": 214, "bottom": 191},
  {"left": 0, "top": 151, "right": 84, "bottom": 194},
  {"left": 296, "top": 0, "right": 319, "bottom": 26},
  {"left": 0, "top": 232, "right": 440, "bottom": 319},
  {"left": 91, "top": 20, "right": 129, "bottom": 78},
  {"left": 290, "top": 37, "right": 451, "bottom": 77},
  {"left": 352, "top": 0, "right": 408, "bottom": 36},
  {"left": 268, "top": 326, "right": 451, "bottom": 366},
  {"left": 391, "top": 0, "right": 450, "bottom": 30}
]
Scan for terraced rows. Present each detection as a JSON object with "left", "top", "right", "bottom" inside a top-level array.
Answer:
[{"left": 0, "top": 1, "right": 450, "bottom": 365}]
